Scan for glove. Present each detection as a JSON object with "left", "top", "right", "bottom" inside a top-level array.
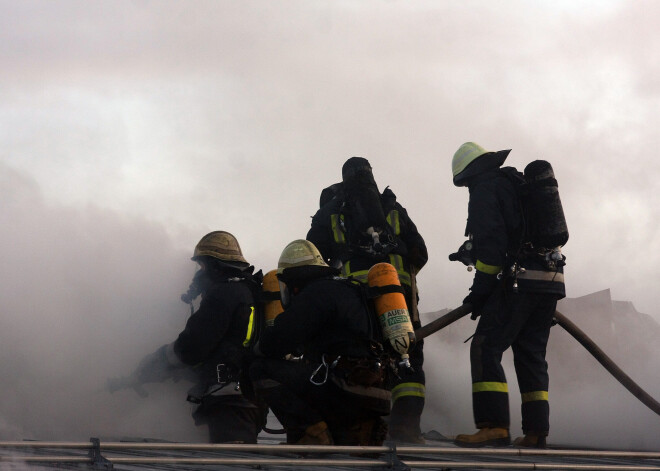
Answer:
[
  {"left": 463, "top": 291, "right": 490, "bottom": 320},
  {"left": 464, "top": 271, "right": 498, "bottom": 319},
  {"left": 132, "top": 344, "right": 174, "bottom": 384}
]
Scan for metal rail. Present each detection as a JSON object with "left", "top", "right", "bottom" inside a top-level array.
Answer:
[
  {"left": 1, "top": 440, "right": 659, "bottom": 470},
  {"left": 2, "top": 441, "right": 659, "bottom": 459},
  {"left": 404, "top": 462, "right": 660, "bottom": 470}
]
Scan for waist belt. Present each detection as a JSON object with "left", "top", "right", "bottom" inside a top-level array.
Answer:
[{"left": 517, "top": 269, "right": 564, "bottom": 283}]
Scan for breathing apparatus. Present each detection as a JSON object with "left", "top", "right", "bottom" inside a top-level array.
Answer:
[
  {"left": 448, "top": 236, "right": 476, "bottom": 271},
  {"left": 367, "top": 262, "right": 416, "bottom": 370},
  {"left": 262, "top": 269, "right": 284, "bottom": 326},
  {"left": 340, "top": 157, "right": 397, "bottom": 258},
  {"left": 181, "top": 268, "right": 204, "bottom": 315}
]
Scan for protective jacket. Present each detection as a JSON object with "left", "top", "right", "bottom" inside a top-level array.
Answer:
[
  {"left": 306, "top": 187, "right": 428, "bottom": 289},
  {"left": 173, "top": 268, "right": 260, "bottom": 401},
  {"left": 466, "top": 168, "right": 565, "bottom": 299},
  {"left": 259, "top": 277, "right": 380, "bottom": 362},
  {"left": 258, "top": 276, "right": 390, "bottom": 416}
]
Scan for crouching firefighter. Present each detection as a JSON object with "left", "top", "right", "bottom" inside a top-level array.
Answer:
[
  {"left": 250, "top": 239, "right": 391, "bottom": 446},
  {"left": 449, "top": 142, "right": 567, "bottom": 448},
  {"left": 126, "top": 231, "right": 267, "bottom": 443}
]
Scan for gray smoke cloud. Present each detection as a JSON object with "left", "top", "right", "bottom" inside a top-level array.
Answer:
[
  {"left": 2, "top": 163, "right": 659, "bottom": 450},
  {"left": 0, "top": 163, "right": 205, "bottom": 441},
  {"left": 1, "top": 0, "right": 659, "bottom": 451}
]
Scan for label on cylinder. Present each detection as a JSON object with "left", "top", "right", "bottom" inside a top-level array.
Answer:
[{"left": 379, "top": 308, "right": 413, "bottom": 355}]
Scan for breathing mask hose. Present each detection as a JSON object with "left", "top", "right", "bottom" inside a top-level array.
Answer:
[{"left": 415, "top": 304, "right": 660, "bottom": 416}]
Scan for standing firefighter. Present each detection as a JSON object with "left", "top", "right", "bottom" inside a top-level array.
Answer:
[
  {"left": 306, "top": 157, "right": 428, "bottom": 443},
  {"left": 250, "top": 240, "right": 391, "bottom": 446},
  {"left": 126, "top": 231, "right": 266, "bottom": 443},
  {"left": 450, "top": 142, "right": 567, "bottom": 448}
]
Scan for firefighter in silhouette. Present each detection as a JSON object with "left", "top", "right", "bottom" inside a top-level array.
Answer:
[
  {"left": 125, "top": 231, "right": 267, "bottom": 443},
  {"left": 250, "top": 239, "right": 391, "bottom": 446},
  {"left": 306, "top": 157, "right": 428, "bottom": 443},
  {"left": 450, "top": 142, "right": 566, "bottom": 448}
]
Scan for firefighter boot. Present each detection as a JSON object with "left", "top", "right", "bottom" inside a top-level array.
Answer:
[
  {"left": 454, "top": 427, "right": 511, "bottom": 448},
  {"left": 334, "top": 417, "right": 388, "bottom": 446},
  {"left": 513, "top": 433, "right": 547, "bottom": 448},
  {"left": 387, "top": 395, "right": 425, "bottom": 443},
  {"left": 296, "top": 421, "right": 334, "bottom": 446}
]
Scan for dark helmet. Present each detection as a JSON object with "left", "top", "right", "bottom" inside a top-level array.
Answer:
[
  {"left": 341, "top": 157, "right": 387, "bottom": 235},
  {"left": 342, "top": 156, "right": 373, "bottom": 180},
  {"left": 341, "top": 157, "right": 379, "bottom": 193}
]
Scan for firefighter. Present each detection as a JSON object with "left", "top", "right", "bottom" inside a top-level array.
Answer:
[
  {"left": 306, "top": 157, "right": 428, "bottom": 443},
  {"left": 250, "top": 239, "right": 391, "bottom": 446},
  {"left": 450, "top": 142, "right": 566, "bottom": 448},
  {"left": 129, "top": 231, "right": 267, "bottom": 443}
]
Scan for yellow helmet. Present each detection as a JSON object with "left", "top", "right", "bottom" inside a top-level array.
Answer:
[
  {"left": 452, "top": 142, "right": 489, "bottom": 178},
  {"left": 452, "top": 142, "right": 511, "bottom": 186},
  {"left": 277, "top": 239, "right": 328, "bottom": 275},
  {"left": 192, "top": 231, "right": 248, "bottom": 264}
]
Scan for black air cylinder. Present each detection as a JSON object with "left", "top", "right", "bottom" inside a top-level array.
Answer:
[{"left": 524, "top": 160, "right": 569, "bottom": 248}]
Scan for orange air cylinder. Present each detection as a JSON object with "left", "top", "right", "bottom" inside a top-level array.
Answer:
[
  {"left": 262, "top": 269, "right": 284, "bottom": 327},
  {"left": 367, "top": 262, "right": 416, "bottom": 367}
]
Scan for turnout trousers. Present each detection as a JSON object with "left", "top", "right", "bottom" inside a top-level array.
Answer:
[
  {"left": 388, "top": 289, "right": 425, "bottom": 441},
  {"left": 388, "top": 334, "right": 425, "bottom": 440},
  {"left": 470, "top": 289, "right": 557, "bottom": 435},
  {"left": 192, "top": 394, "right": 267, "bottom": 443},
  {"left": 250, "top": 357, "right": 387, "bottom": 444}
]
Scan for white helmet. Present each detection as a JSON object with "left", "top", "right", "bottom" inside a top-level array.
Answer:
[{"left": 277, "top": 239, "right": 329, "bottom": 275}]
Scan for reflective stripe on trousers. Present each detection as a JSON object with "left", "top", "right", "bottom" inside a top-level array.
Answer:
[{"left": 391, "top": 382, "right": 425, "bottom": 402}]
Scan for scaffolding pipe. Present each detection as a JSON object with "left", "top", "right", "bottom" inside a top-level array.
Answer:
[
  {"left": 0, "top": 456, "right": 90, "bottom": 463},
  {"left": 404, "top": 462, "right": 660, "bottom": 470},
  {"left": 1, "top": 441, "right": 659, "bottom": 459},
  {"left": 2, "top": 455, "right": 659, "bottom": 470},
  {"left": 107, "top": 457, "right": 387, "bottom": 466}
]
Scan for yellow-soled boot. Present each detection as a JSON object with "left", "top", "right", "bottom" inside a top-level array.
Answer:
[
  {"left": 296, "top": 421, "right": 334, "bottom": 446},
  {"left": 513, "top": 434, "right": 547, "bottom": 448},
  {"left": 454, "top": 427, "right": 510, "bottom": 448}
]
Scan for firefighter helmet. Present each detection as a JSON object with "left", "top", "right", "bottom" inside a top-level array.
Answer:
[
  {"left": 452, "top": 142, "right": 511, "bottom": 186},
  {"left": 277, "top": 239, "right": 328, "bottom": 274},
  {"left": 277, "top": 240, "right": 334, "bottom": 308},
  {"left": 192, "top": 231, "right": 248, "bottom": 264},
  {"left": 342, "top": 156, "right": 372, "bottom": 180}
]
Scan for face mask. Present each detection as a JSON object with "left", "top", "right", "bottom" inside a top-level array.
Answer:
[{"left": 278, "top": 280, "right": 291, "bottom": 308}]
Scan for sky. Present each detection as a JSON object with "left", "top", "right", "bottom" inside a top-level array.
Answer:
[{"left": 1, "top": 0, "right": 659, "bottom": 450}]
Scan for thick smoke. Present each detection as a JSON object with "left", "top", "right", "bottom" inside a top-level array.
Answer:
[
  {"left": 0, "top": 163, "right": 206, "bottom": 442},
  {"left": 2, "top": 162, "right": 659, "bottom": 450}
]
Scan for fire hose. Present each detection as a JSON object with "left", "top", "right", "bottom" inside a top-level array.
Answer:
[{"left": 414, "top": 303, "right": 660, "bottom": 416}]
